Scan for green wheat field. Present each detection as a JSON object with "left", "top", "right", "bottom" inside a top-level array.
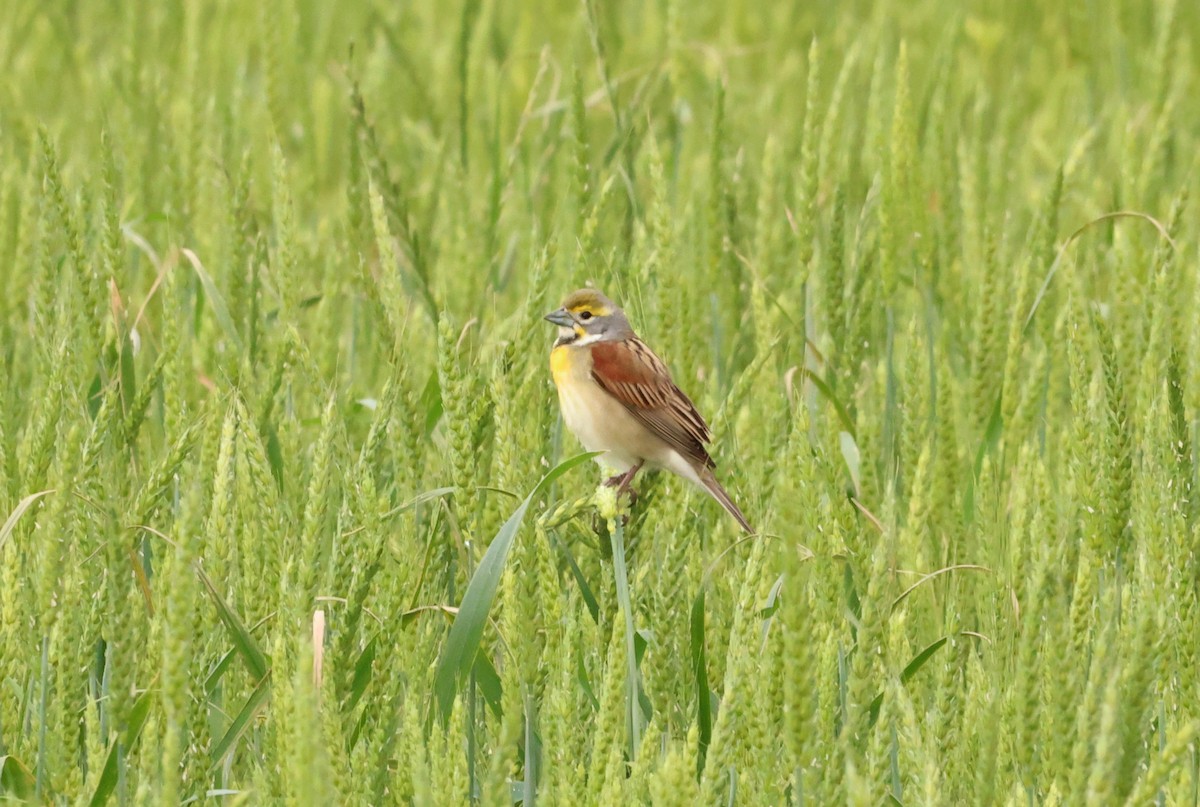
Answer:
[{"left": 1, "top": 0, "right": 1198, "bottom": 803}]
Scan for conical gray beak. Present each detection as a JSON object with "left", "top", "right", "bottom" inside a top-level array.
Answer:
[{"left": 544, "top": 308, "right": 574, "bottom": 327}]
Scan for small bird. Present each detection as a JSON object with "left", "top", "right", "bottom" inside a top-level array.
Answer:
[{"left": 545, "top": 288, "right": 753, "bottom": 533}]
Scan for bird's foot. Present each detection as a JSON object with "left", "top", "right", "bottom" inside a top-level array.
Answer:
[
  {"left": 602, "top": 475, "right": 639, "bottom": 504},
  {"left": 602, "top": 461, "right": 644, "bottom": 500}
]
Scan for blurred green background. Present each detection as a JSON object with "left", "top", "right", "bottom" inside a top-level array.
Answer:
[{"left": 0, "top": 0, "right": 1197, "bottom": 803}]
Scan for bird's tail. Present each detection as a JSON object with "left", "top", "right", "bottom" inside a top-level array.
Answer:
[{"left": 698, "top": 468, "right": 754, "bottom": 533}]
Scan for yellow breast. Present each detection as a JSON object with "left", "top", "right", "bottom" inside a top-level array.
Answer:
[
  {"left": 548, "top": 342, "right": 650, "bottom": 472},
  {"left": 550, "top": 343, "right": 591, "bottom": 385}
]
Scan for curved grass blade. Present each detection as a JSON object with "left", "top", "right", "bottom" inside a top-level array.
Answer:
[
  {"left": 210, "top": 672, "right": 272, "bottom": 768},
  {"left": 0, "top": 490, "right": 55, "bottom": 554},
  {"left": 799, "top": 368, "right": 856, "bottom": 437},
  {"left": 1, "top": 755, "right": 35, "bottom": 801},
  {"left": 196, "top": 567, "right": 269, "bottom": 680},
  {"left": 432, "top": 451, "right": 598, "bottom": 720},
  {"left": 421, "top": 370, "right": 443, "bottom": 437},
  {"left": 891, "top": 565, "right": 991, "bottom": 611},
  {"left": 347, "top": 635, "right": 378, "bottom": 714},
  {"left": 690, "top": 589, "right": 712, "bottom": 776},
  {"left": 342, "top": 486, "right": 454, "bottom": 538},
  {"left": 964, "top": 396, "right": 1004, "bottom": 525},
  {"left": 759, "top": 573, "right": 786, "bottom": 645},
  {"left": 688, "top": 533, "right": 770, "bottom": 776},
  {"left": 973, "top": 396, "right": 1004, "bottom": 478},
  {"left": 1023, "top": 210, "right": 1176, "bottom": 333},
  {"left": 472, "top": 653, "right": 503, "bottom": 716},
  {"left": 204, "top": 649, "right": 238, "bottom": 697},
  {"left": 573, "top": 650, "right": 599, "bottom": 713},
  {"left": 551, "top": 530, "right": 600, "bottom": 623},
  {"left": 839, "top": 431, "right": 862, "bottom": 499},
  {"left": 867, "top": 636, "right": 950, "bottom": 727},
  {"left": 181, "top": 247, "right": 245, "bottom": 356},
  {"left": 89, "top": 686, "right": 154, "bottom": 806}
]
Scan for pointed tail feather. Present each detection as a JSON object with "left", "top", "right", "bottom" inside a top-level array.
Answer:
[{"left": 698, "top": 468, "right": 754, "bottom": 533}]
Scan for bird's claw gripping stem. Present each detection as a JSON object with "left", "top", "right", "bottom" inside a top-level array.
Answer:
[{"left": 602, "top": 461, "right": 643, "bottom": 503}]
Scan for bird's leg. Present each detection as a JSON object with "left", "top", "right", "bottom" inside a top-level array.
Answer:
[
  {"left": 603, "top": 461, "right": 644, "bottom": 500},
  {"left": 617, "top": 461, "right": 643, "bottom": 498},
  {"left": 594, "top": 462, "right": 644, "bottom": 538}
]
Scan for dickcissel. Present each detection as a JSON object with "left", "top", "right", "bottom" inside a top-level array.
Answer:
[{"left": 545, "top": 289, "right": 753, "bottom": 533}]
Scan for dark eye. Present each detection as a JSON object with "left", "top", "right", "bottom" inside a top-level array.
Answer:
[{"left": 579, "top": 311, "right": 593, "bottom": 321}]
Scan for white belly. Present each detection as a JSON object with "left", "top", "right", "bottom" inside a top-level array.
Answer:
[{"left": 557, "top": 378, "right": 645, "bottom": 473}]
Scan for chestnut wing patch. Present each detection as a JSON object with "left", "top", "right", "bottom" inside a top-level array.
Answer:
[{"left": 590, "top": 338, "right": 715, "bottom": 469}]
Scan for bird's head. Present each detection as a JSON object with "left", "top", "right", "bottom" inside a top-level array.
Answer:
[{"left": 544, "top": 289, "right": 631, "bottom": 344}]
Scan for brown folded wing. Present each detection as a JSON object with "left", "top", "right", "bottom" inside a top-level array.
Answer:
[{"left": 590, "top": 338, "right": 715, "bottom": 469}]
